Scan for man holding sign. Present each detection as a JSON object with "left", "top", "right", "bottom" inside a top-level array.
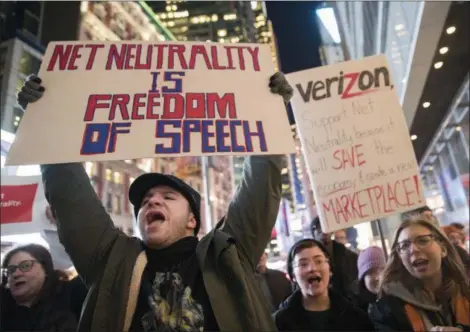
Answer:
[{"left": 17, "top": 71, "right": 293, "bottom": 331}]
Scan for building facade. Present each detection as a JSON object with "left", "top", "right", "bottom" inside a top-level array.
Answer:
[{"left": 0, "top": 1, "right": 204, "bottom": 236}]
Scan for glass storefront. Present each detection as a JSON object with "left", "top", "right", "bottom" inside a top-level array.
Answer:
[{"left": 420, "top": 77, "right": 469, "bottom": 226}]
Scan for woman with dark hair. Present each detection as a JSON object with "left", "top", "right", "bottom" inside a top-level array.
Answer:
[
  {"left": 273, "top": 239, "right": 373, "bottom": 331},
  {"left": 1, "top": 244, "right": 87, "bottom": 331}
]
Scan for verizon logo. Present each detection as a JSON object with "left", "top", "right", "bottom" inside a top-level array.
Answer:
[{"left": 296, "top": 66, "right": 392, "bottom": 102}]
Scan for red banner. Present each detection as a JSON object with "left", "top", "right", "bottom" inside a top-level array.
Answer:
[{"left": 1, "top": 183, "right": 39, "bottom": 224}]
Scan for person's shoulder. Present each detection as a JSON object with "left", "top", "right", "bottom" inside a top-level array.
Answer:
[{"left": 272, "top": 305, "right": 296, "bottom": 329}]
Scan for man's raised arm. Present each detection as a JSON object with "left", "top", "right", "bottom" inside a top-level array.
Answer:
[
  {"left": 221, "top": 73, "right": 293, "bottom": 268},
  {"left": 222, "top": 155, "right": 284, "bottom": 269},
  {"left": 18, "top": 75, "right": 120, "bottom": 285}
]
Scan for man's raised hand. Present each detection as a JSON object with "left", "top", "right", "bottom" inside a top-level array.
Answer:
[{"left": 17, "top": 74, "right": 45, "bottom": 109}]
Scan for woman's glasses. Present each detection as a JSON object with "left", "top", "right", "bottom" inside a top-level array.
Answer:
[
  {"left": 3, "top": 260, "right": 37, "bottom": 277},
  {"left": 395, "top": 234, "right": 436, "bottom": 254},
  {"left": 293, "top": 257, "right": 329, "bottom": 270}
]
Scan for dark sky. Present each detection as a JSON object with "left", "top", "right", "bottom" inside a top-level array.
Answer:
[{"left": 265, "top": 1, "right": 324, "bottom": 124}]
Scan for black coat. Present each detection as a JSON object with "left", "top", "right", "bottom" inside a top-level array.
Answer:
[
  {"left": 260, "top": 268, "right": 292, "bottom": 310},
  {"left": 330, "top": 241, "right": 359, "bottom": 299},
  {"left": 273, "top": 288, "right": 374, "bottom": 331},
  {"left": 0, "top": 276, "right": 87, "bottom": 332}
]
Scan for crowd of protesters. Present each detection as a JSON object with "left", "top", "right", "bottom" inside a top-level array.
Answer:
[{"left": 0, "top": 74, "right": 468, "bottom": 331}]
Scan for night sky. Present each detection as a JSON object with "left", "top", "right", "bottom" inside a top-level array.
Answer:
[{"left": 265, "top": 1, "right": 324, "bottom": 124}]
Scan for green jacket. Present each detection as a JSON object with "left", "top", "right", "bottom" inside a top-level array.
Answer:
[{"left": 41, "top": 155, "right": 282, "bottom": 331}]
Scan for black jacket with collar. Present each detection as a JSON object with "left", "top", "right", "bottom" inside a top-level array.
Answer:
[{"left": 273, "top": 288, "right": 373, "bottom": 331}]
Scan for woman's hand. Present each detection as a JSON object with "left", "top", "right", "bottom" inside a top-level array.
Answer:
[{"left": 17, "top": 74, "right": 45, "bottom": 109}]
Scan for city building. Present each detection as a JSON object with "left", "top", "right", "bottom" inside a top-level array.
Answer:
[
  {"left": 149, "top": 1, "right": 255, "bottom": 44},
  {"left": 0, "top": 1, "right": 204, "bottom": 238},
  {"left": 332, "top": 1, "right": 470, "bottom": 246}
]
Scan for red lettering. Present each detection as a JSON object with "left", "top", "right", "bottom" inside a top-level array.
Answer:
[
  {"left": 125, "top": 44, "right": 136, "bottom": 70},
  {"left": 168, "top": 45, "right": 188, "bottom": 70},
  {"left": 109, "top": 94, "right": 130, "bottom": 121},
  {"left": 237, "top": 47, "right": 245, "bottom": 71},
  {"left": 188, "top": 45, "right": 212, "bottom": 70},
  {"left": 85, "top": 44, "right": 104, "bottom": 70},
  {"left": 146, "top": 94, "right": 160, "bottom": 120},
  {"left": 186, "top": 93, "right": 205, "bottom": 118},
  {"left": 154, "top": 44, "right": 168, "bottom": 69},
  {"left": 331, "top": 144, "right": 367, "bottom": 170},
  {"left": 47, "top": 44, "right": 73, "bottom": 71},
  {"left": 246, "top": 46, "right": 260, "bottom": 71},
  {"left": 131, "top": 94, "right": 146, "bottom": 120},
  {"left": 135, "top": 45, "right": 152, "bottom": 70},
  {"left": 83, "top": 94, "right": 111, "bottom": 121},
  {"left": 66, "top": 45, "right": 83, "bottom": 70},
  {"left": 106, "top": 44, "right": 126, "bottom": 70},
  {"left": 211, "top": 46, "right": 227, "bottom": 70},
  {"left": 161, "top": 94, "right": 184, "bottom": 119},
  {"left": 206, "top": 93, "right": 236, "bottom": 118},
  {"left": 322, "top": 175, "right": 421, "bottom": 225},
  {"left": 341, "top": 72, "right": 360, "bottom": 99}
]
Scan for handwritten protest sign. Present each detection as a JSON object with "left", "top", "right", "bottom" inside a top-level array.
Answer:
[
  {"left": 6, "top": 41, "right": 295, "bottom": 165},
  {"left": 1, "top": 175, "right": 50, "bottom": 235},
  {"left": 287, "top": 55, "right": 425, "bottom": 233}
]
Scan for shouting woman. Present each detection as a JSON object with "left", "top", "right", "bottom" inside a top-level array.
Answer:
[
  {"left": 273, "top": 239, "right": 373, "bottom": 331},
  {"left": 1, "top": 244, "right": 87, "bottom": 331},
  {"left": 370, "top": 218, "right": 470, "bottom": 332}
]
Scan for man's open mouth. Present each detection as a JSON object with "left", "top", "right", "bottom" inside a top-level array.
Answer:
[{"left": 146, "top": 211, "right": 166, "bottom": 225}]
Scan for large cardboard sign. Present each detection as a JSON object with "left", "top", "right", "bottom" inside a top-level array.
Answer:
[
  {"left": 6, "top": 41, "right": 295, "bottom": 165},
  {"left": 1, "top": 175, "right": 50, "bottom": 235},
  {"left": 287, "top": 55, "right": 425, "bottom": 233}
]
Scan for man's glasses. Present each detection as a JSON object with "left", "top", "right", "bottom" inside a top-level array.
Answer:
[
  {"left": 395, "top": 234, "right": 436, "bottom": 254},
  {"left": 2, "top": 260, "right": 37, "bottom": 277}
]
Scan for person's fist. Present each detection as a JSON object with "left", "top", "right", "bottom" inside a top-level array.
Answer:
[
  {"left": 269, "top": 72, "right": 293, "bottom": 103},
  {"left": 17, "top": 74, "right": 45, "bottom": 109}
]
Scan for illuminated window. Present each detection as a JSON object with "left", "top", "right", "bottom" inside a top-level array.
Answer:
[
  {"left": 190, "top": 17, "right": 199, "bottom": 24},
  {"left": 85, "top": 162, "right": 94, "bottom": 177},
  {"left": 105, "top": 168, "right": 112, "bottom": 181},
  {"left": 217, "top": 29, "right": 227, "bottom": 37},
  {"left": 113, "top": 171, "right": 121, "bottom": 184},
  {"left": 172, "top": 5, "right": 177, "bottom": 10},
  {"left": 113, "top": 195, "right": 122, "bottom": 214},
  {"left": 219, "top": 38, "right": 225, "bottom": 43},
  {"left": 166, "top": 5, "right": 171, "bottom": 11},
  {"left": 212, "top": 14, "right": 218, "bottom": 22},
  {"left": 223, "top": 13, "right": 237, "bottom": 21},
  {"left": 168, "top": 21, "right": 175, "bottom": 27}
]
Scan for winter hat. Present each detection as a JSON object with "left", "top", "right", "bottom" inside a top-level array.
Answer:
[{"left": 357, "top": 246, "right": 386, "bottom": 281}]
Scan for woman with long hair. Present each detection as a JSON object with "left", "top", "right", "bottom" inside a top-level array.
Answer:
[
  {"left": 1, "top": 244, "right": 87, "bottom": 331},
  {"left": 370, "top": 218, "right": 469, "bottom": 332},
  {"left": 273, "top": 239, "right": 373, "bottom": 331}
]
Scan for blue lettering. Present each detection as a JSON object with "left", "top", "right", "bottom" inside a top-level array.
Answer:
[
  {"left": 243, "top": 120, "right": 267, "bottom": 152},
  {"left": 163, "top": 71, "right": 185, "bottom": 93},
  {"left": 215, "top": 120, "right": 231, "bottom": 152},
  {"left": 182, "top": 120, "right": 201, "bottom": 152},
  {"left": 80, "top": 123, "right": 110, "bottom": 155},
  {"left": 155, "top": 120, "right": 181, "bottom": 153},
  {"left": 229, "top": 120, "right": 245, "bottom": 153},
  {"left": 201, "top": 120, "right": 215, "bottom": 153}
]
